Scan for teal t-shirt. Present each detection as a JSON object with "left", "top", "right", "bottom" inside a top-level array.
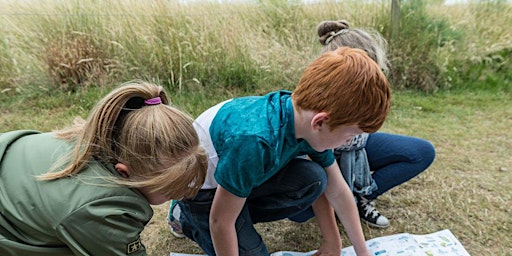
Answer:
[{"left": 210, "top": 90, "right": 335, "bottom": 197}]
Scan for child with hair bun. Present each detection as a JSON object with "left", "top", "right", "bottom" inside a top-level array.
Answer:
[{"left": 317, "top": 20, "right": 435, "bottom": 229}]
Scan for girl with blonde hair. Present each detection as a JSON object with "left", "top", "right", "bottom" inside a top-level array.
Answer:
[{"left": 0, "top": 81, "right": 207, "bottom": 255}]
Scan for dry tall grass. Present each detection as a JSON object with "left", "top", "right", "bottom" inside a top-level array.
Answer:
[{"left": 3, "top": 0, "right": 509, "bottom": 93}]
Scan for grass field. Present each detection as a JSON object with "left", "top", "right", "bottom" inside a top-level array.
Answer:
[
  {"left": 139, "top": 89, "right": 512, "bottom": 256},
  {"left": 1, "top": 0, "right": 511, "bottom": 255},
  {"left": 2, "top": 88, "right": 511, "bottom": 255}
]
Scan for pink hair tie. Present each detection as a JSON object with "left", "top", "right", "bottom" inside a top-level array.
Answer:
[{"left": 144, "top": 97, "right": 162, "bottom": 105}]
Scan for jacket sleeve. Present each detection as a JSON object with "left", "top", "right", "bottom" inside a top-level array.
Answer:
[{"left": 56, "top": 196, "right": 153, "bottom": 256}]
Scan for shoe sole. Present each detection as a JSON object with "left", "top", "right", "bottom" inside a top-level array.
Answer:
[
  {"left": 167, "top": 218, "right": 186, "bottom": 238},
  {"left": 170, "top": 229, "right": 186, "bottom": 238},
  {"left": 360, "top": 218, "right": 390, "bottom": 229}
]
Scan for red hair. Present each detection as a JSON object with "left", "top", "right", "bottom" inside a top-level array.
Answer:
[{"left": 292, "top": 47, "right": 391, "bottom": 132}]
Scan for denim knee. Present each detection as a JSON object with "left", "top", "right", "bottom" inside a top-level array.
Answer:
[{"left": 248, "top": 159, "right": 327, "bottom": 223}]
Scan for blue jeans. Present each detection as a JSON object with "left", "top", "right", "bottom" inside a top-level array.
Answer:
[
  {"left": 364, "top": 132, "right": 436, "bottom": 200},
  {"left": 178, "top": 158, "right": 327, "bottom": 256}
]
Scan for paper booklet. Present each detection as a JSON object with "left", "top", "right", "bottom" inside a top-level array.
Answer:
[{"left": 170, "top": 229, "right": 470, "bottom": 256}]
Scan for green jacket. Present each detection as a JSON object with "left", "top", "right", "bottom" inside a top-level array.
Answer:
[{"left": 0, "top": 131, "right": 152, "bottom": 256}]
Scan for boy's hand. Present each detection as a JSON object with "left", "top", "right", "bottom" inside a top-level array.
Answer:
[{"left": 313, "top": 240, "right": 342, "bottom": 256}]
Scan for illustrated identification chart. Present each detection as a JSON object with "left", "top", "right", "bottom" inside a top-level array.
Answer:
[{"left": 170, "top": 229, "right": 470, "bottom": 256}]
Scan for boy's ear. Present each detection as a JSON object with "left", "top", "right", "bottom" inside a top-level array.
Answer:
[
  {"left": 311, "top": 112, "right": 330, "bottom": 131},
  {"left": 115, "top": 163, "right": 130, "bottom": 178}
]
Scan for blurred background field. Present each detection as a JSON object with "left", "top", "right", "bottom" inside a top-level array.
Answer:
[
  {"left": 1, "top": 0, "right": 510, "bottom": 94},
  {"left": 0, "top": 0, "right": 511, "bottom": 255}
]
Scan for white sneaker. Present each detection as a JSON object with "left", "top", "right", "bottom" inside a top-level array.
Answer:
[
  {"left": 356, "top": 196, "right": 390, "bottom": 228},
  {"left": 167, "top": 200, "right": 185, "bottom": 238}
]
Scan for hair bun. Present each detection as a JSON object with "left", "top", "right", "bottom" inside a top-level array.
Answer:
[{"left": 317, "top": 20, "right": 351, "bottom": 45}]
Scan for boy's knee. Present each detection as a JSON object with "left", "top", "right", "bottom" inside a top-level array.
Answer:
[
  {"left": 290, "top": 160, "right": 327, "bottom": 199},
  {"left": 291, "top": 158, "right": 328, "bottom": 184}
]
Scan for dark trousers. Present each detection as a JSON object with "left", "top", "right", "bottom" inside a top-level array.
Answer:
[{"left": 179, "top": 158, "right": 327, "bottom": 256}]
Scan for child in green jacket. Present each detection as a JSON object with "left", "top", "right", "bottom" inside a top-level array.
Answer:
[{"left": 0, "top": 81, "right": 207, "bottom": 255}]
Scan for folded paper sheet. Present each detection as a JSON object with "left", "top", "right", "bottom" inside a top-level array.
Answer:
[{"left": 170, "top": 229, "right": 470, "bottom": 256}]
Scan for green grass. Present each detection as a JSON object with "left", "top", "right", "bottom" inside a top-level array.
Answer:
[
  {"left": 2, "top": 87, "right": 511, "bottom": 255},
  {"left": 1, "top": 0, "right": 511, "bottom": 255},
  {"left": 140, "top": 89, "right": 511, "bottom": 256}
]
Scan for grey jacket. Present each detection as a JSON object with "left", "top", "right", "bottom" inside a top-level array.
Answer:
[{"left": 334, "top": 133, "right": 377, "bottom": 196}]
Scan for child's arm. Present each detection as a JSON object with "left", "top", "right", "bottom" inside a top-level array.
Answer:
[
  {"left": 210, "top": 185, "right": 247, "bottom": 256},
  {"left": 323, "top": 162, "right": 370, "bottom": 256},
  {"left": 312, "top": 193, "right": 342, "bottom": 255}
]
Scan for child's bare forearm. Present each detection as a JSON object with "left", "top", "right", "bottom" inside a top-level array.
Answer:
[
  {"left": 312, "top": 193, "right": 342, "bottom": 254},
  {"left": 323, "top": 163, "right": 370, "bottom": 256}
]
